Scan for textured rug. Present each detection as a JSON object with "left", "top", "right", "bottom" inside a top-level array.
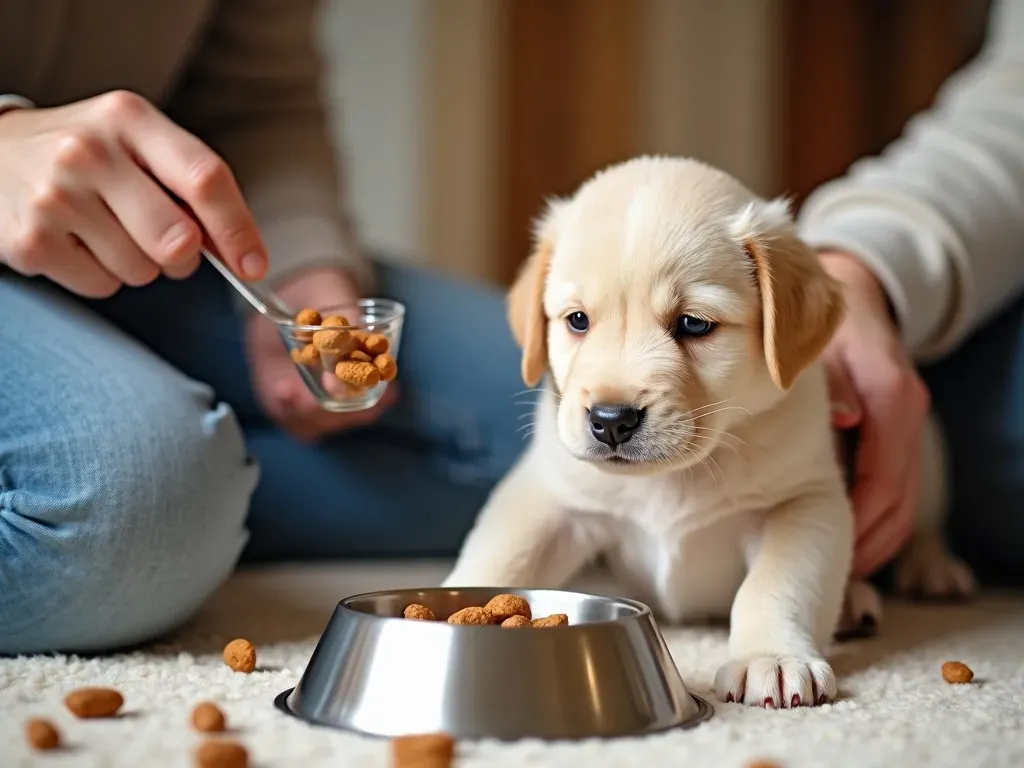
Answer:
[{"left": 2, "top": 561, "right": 1023, "bottom": 768}]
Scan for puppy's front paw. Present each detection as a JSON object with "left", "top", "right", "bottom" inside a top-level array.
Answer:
[
  {"left": 715, "top": 655, "right": 836, "bottom": 708},
  {"left": 896, "top": 539, "right": 976, "bottom": 601}
]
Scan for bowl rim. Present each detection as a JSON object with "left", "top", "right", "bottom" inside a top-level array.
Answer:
[
  {"left": 335, "top": 586, "right": 654, "bottom": 628},
  {"left": 275, "top": 297, "right": 406, "bottom": 332}
]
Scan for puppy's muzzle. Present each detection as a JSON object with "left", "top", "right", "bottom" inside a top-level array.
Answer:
[{"left": 588, "top": 403, "right": 645, "bottom": 448}]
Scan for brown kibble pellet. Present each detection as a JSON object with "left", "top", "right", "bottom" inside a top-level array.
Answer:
[
  {"left": 447, "top": 607, "right": 494, "bottom": 626},
  {"left": 348, "top": 349, "right": 373, "bottom": 363},
  {"left": 312, "top": 328, "right": 350, "bottom": 353},
  {"left": 195, "top": 739, "right": 248, "bottom": 768},
  {"left": 374, "top": 353, "right": 398, "bottom": 382},
  {"left": 532, "top": 613, "right": 569, "bottom": 628},
  {"left": 484, "top": 594, "right": 532, "bottom": 623},
  {"left": 294, "top": 309, "right": 322, "bottom": 341},
  {"left": 392, "top": 733, "right": 455, "bottom": 767},
  {"left": 321, "top": 314, "right": 350, "bottom": 328},
  {"left": 363, "top": 333, "right": 390, "bottom": 356},
  {"left": 223, "top": 638, "right": 257, "bottom": 673},
  {"left": 350, "top": 330, "right": 368, "bottom": 346},
  {"left": 501, "top": 615, "right": 531, "bottom": 628},
  {"left": 942, "top": 660, "right": 974, "bottom": 684},
  {"left": 335, "top": 361, "right": 380, "bottom": 388},
  {"left": 25, "top": 719, "right": 60, "bottom": 751},
  {"left": 404, "top": 604, "right": 437, "bottom": 621},
  {"left": 290, "top": 343, "right": 321, "bottom": 367},
  {"left": 64, "top": 687, "right": 124, "bottom": 719},
  {"left": 191, "top": 701, "right": 227, "bottom": 733},
  {"left": 745, "top": 761, "right": 783, "bottom": 768}
]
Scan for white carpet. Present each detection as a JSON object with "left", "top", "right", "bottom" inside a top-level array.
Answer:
[{"left": 2, "top": 562, "right": 1024, "bottom": 768}]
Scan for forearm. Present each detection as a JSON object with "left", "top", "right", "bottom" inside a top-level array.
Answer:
[{"left": 798, "top": 0, "right": 1024, "bottom": 361}]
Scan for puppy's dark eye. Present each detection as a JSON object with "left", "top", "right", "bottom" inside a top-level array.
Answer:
[
  {"left": 674, "top": 315, "right": 715, "bottom": 339},
  {"left": 567, "top": 311, "right": 590, "bottom": 333}
]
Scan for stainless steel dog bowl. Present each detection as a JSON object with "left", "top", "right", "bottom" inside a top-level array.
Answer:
[{"left": 274, "top": 587, "right": 712, "bottom": 741}]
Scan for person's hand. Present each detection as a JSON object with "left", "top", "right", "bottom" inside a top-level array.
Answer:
[
  {"left": 0, "top": 90, "right": 268, "bottom": 296},
  {"left": 244, "top": 267, "right": 396, "bottom": 442},
  {"left": 820, "top": 250, "right": 931, "bottom": 578}
]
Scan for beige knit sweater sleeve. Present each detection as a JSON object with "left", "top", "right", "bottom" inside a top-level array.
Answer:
[
  {"left": 798, "top": 0, "right": 1024, "bottom": 362},
  {"left": 166, "top": 0, "right": 372, "bottom": 293}
]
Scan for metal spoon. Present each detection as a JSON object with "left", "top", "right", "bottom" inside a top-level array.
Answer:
[{"left": 202, "top": 249, "right": 295, "bottom": 324}]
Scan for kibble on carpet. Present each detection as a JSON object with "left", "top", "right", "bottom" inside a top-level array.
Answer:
[{"left": 2, "top": 562, "right": 1023, "bottom": 767}]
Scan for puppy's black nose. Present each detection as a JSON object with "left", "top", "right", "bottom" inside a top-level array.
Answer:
[{"left": 588, "top": 404, "right": 644, "bottom": 447}]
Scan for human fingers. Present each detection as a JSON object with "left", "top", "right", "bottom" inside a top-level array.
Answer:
[
  {"left": 33, "top": 232, "right": 122, "bottom": 298},
  {"left": 100, "top": 91, "right": 268, "bottom": 280},
  {"left": 850, "top": 364, "right": 928, "bottom": 542},
  {"left": 67, "top": 192, "right": 163, "bottom": 287},
  {"left": 95, "top": 156, "right": 204, "bottom": 278},
  {"left": 824, "top": 352, "right": 863, "bottom": 429}
]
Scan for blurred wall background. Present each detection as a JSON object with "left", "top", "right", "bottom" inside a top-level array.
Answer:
[{"left": 316, "top": 0, "right": 991, "bottom": 286}]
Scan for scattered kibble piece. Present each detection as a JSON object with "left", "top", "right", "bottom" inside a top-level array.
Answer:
[
  {"left": 363, "top": 333, "right": 390, "bottom": 356},
  {"left": 290, "top": 344, "right": 320, "bottom": 367},
  {"left": 374, "top": 354, "right": 398, "bottom": 382},
  {"left": 447, "top": 607, "right": 494, "bottom": 626},
  {"left": 532, "top": 613, "right": 569, "bottom": 628},
  {"left": 404, "top": 604, "right": 437, "bottom": 621},
  {"left": 335, "top": 361, "right": 380, "bottom": 388},
  {"left": 223, "top": 638, "right": 257, "bottom": 673},
  {"left": 64, "top": 687, "right": 124, "bottom": 719},
  {"left": 501, "top": 615, "right": 531, "bottom": 628},
  {"left": 191, "top": 701, "right": 227, "bottom": 733},
  {"left": 195, "top": 739, "right": 248, "bottom": 768},
  {"left": 25, "top": 718, "right": 60, "bottom": 751},
  {"left": 484, "top": 594, "right": 531, "bottom": 623},
  {"left": 746, "top": 761, "right": 783, "bottom": 768},
  {"left": 391, "top": 732, "right": 455, "bottom": 768},
  {"left": 942, "top": 660, "right": 974, "bottom": 684}
]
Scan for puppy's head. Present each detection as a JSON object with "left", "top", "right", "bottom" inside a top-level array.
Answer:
[{"left": 508, "top": 157, "right": 844, "bottom": 474}]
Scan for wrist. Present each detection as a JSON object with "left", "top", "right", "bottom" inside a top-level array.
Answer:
[{"left": 819, "top": 249, "right": 898, "bottom": 325}]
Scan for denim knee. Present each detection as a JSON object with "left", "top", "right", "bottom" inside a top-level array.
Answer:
[{"left": 0, "top": 372, "right": 258, "bottom": 655}]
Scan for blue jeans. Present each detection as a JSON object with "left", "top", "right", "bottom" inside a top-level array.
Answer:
[
  {"left": 1, "top": 260, "right": 1021, "bottom": 655},
  {"left": 0, "top": 260, "right": 528, "bottom": 654}
]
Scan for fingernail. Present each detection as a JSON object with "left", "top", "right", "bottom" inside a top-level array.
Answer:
[{"left": 240, "top": 252, "right": 266, "bottom": 280}]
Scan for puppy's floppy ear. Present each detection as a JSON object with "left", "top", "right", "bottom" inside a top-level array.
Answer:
[
  {"left": 733, "top": 198, "right": 845, "bottom": 391},
  {"left": 507, "top": 201, "right": 564, "bottom": 387},
  {"left": 507, "top": 239, "right": 552, "bottom": 387}
]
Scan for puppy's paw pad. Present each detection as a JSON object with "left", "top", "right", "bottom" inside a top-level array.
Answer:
[
  {"left": 897, "top": 546, "right": 977, "bottom": 601},
  {"left": 715, "top": 656, "right": 835, "bottom": 708}
]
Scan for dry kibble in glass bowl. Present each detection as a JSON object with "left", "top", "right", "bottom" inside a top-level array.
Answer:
[{"left": 277, "top": 298, "right": 404, "bottom": 413}]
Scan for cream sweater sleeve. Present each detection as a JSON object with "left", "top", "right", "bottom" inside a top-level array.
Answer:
[
  {"left": 166, "top": 0, "right": 371, "bottom": 293},
  {"left": 798, "top": 0, "right": 1024, "bottom": 362}
]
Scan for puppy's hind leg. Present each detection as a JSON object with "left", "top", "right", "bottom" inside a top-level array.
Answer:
[
  {"left": 895, "top": 412, "right": 976, "bottom": 601},
  {"left": 442, "top": 447, "right": 605, "bottom": 589}
]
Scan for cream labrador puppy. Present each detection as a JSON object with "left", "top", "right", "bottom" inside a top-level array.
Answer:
[{"left": 443, "top": 156, "right": 974, "bottom": 708}]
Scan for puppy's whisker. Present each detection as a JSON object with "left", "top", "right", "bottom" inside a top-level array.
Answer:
[
  {"left": 680, "top": 397, "right": 737, "bottom": 418},
  {"left": 690, "top": 425, "right": 746, "bottom": 446},
  {"left": 685, "top": 431, "right": 740, "bottom": 456},
  {"left": 511, "top": 387, "right": 562, "bottom": 400},
  {"left": 690, "top": 405, "right": 752, "bottom": 421}
]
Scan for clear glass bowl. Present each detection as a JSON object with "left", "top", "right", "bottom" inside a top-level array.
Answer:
[{"left": 276, "top": 298, "right": 405, "bottom": 413}]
